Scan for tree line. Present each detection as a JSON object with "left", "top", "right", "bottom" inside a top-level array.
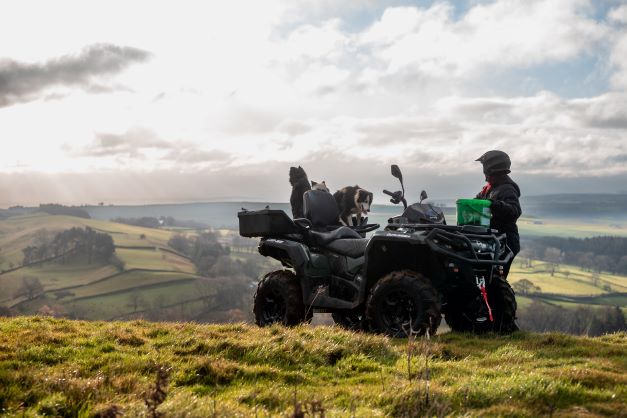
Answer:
[
  {"left": 519, "top": 236, "right": 627, "bottom": 275},
  {"left": 167, "top": 231, "right": 262, "bottom": 280},
  {"left": 37, "top": 204, "right": 91, "bottom": 219},
  {"left": 21, "top": 227, "right": 117, "bottom": 267},
  {"left": 518, "top": 301, "right": 626, "bottom": 336}
]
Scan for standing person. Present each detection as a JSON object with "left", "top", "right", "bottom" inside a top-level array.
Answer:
[{"left": 475, "top": 150, "right": 521, "bottom": 279}]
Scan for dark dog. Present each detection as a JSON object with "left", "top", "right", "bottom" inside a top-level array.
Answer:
[
  {"left": 289, "top": 166, "right": 311, "bottom": 218},
  {"left": 333, "top": 186, "right": 373, "bottom": 226}
]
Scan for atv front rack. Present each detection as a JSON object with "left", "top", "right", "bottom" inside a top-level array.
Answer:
[{"left": 387, "top": 223, "right": 513, "bottom": 266}]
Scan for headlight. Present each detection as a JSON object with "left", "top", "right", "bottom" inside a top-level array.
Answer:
[{"left": 470, "top": 240, "right": 495, "bottom": 253}]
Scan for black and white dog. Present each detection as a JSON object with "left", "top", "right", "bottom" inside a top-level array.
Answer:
[
  {"left": 333, "top": 186, "right": 373, "bottom": 226},
  {"left": 289, "top": 167, "right": 329, "bottom": 218}
]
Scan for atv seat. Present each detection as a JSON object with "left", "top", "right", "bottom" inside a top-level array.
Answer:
[
  {"left": 303, "top": 189, "right": 342, "bottom": 230},
  {"left": 309, "top": 226, "right": 361, "bottom": 244},
  {"left": 309, "top": 227, "right": 368, "bottom": 258},
  {"left": 324, "top": 238, "right": 368, "bottom": 258}
]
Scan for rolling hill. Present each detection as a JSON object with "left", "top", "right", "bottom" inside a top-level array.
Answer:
[{"left": 0, "top": 213, "right": 256, "bottom": 321}]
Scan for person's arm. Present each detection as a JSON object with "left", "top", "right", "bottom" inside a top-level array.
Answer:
[{"left": 490, "top": 185, "right": 521, "bottom": 221}]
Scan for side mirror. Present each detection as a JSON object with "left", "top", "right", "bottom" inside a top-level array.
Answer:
[
  {"left": 420, "top": 190, "right": 428, "bottom": 203},
  {"left": 391, "top": 164, "right": 403, "bottom": 181}
]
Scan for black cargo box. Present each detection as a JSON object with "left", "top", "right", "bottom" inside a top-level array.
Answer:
[{"left": 238, "top": 209, "right": 298, "bottom": 237}]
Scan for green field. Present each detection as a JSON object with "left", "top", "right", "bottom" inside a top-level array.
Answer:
[
  {"left": 517, "top": 217, "right": 627, "bottom": 238},
  {"left": 0, "top": 317, "right": 625, "bottom": 417},
  {"left": 510, "top": 261, "right": 627, "bottom": 296},
  {"left": 0, "top": 214, "right": 210, "bottom": 320}
]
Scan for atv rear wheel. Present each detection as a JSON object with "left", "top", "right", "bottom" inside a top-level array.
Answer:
[
  {"left": 332, "top": 308, "right": 368, "bottom": 331},
  {"left": 445, "top": 276, "right": 518, "bottom": 334},
  {"left": 253, "top": 270, "right": 312, "bottom": 326},
  {"left": 366, "top": 270, "right": 441, "bottom": 337}
]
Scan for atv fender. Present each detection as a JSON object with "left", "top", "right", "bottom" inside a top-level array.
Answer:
[
  {"left": 259, "top": 238, "right": 309, "bottom": 276},
  {"left": 363, "top": 231, "right": 437, "bottom": 290}
]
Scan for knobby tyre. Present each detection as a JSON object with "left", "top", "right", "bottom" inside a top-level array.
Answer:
[
  {"left": 366, "top": 269, "right": 441, "bottom": 338},
  {"left": 253, "top": 270, "right": 312, "bottom": 326}
]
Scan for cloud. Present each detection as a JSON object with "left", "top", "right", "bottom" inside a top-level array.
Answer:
[
  {"left": 162, "top": 149, "right": 233, "bottom": 164},
  {"left": 75, "top": 128, "right": 233, "bottom": 168},
  {"left": 79, "top": 128, "right": 173, "bottom": 158},
  {"left": 0, "top": 44, "right": 150, "bottom": 107},
  {"left": 357, "top": 0, "right": 608, "bottom": 83}
]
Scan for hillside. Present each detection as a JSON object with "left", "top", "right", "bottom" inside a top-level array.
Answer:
[
  {"left": 0, "top": 213, "right": 264, "bottom": 321},
  {"left": 0, "top": 317, "right": 625, "bottom": 417}
]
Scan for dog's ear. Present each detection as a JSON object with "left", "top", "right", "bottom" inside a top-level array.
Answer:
[{"left": 311, "top": 180, "right": 317, "bottom": 186}]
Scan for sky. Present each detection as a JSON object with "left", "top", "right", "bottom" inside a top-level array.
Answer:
[{"left": 1, "top": 0, "right": 627, "bottom": 206}]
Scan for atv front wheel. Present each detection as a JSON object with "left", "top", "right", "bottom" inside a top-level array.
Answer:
[
  {"left": 366, "top": 270, "right": 441, "bottom": 337},
  {"left": 445, "top": 277, "right": 518, "bottom": 334},
  {"left": 253, "top": 270, "right": 312, "bottom": 326}
]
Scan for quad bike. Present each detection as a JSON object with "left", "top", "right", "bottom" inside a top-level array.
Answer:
[{"left": 238, "top": 165, "right": 518, "bottom": 337}]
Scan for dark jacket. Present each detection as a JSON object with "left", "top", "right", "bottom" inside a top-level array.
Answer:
[{"left": 476, "top": 174, "right": 521, "bottom": 254}]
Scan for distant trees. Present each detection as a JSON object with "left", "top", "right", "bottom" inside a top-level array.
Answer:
[
  {"left": 109, "top": 254, "right": 126, "bottom": 272},
  {"left": 167, "top": 232, "right": 229, "bottom": 276},
  {"left": 512, "top": 279, "right": 541, "bottom": 295},
  {"left": 14, "top": 277, "right": 44, "bottom": 300},
  {"left": 37, "top": 204, "right": 90, "bottom": 219},
  {"left": 544, "top": 247, "right": 562, "bottom": 276},
  {"left": 523, "top": 236, "right": 627, "bottom": 276},
  {"left": 518, "top": 301, "right": 627, "bottom": 336},
  {"left": 21, "top": 227, "right": 116, "bottom": 267}
]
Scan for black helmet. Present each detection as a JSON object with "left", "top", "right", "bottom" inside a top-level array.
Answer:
[{"left": 476, "top": 150, "right": 511, "bottom": 175}]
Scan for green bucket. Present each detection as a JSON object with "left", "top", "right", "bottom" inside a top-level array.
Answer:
[{"left": 456, "top": 199, "right": 492, "bottom": 227}]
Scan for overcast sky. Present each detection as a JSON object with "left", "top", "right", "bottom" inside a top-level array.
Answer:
[{"left": 1, "top": 0, "right": 627, "bottom": 206}]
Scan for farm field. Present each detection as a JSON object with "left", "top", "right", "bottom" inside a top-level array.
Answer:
[
  {"left": 510, "top": 261, "right": 627, "bottom": 294},
  {"left": 517, "top": 217, "right": 627, "bottom": 238},
  {"left": 0, "top": 214, "right": 213, "bottom": 319}
]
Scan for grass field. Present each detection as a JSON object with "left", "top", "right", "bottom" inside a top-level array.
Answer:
[
  {"left": 510, "top": 261, "right": 627, "bottom": 296},
  {"left": 0, "top": 213, "right": 176, "bottom": 271},
  {"left": 0, "top": 317, "right": 625, "bottom": 417},
  {"left": 517, "top": 217, "right": 627, "bottom": 238},
  {"left": 0, "top": 214, "right": 209, "bottom": 320}
]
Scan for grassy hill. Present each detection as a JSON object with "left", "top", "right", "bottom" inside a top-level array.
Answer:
[
  {"left": 0, "top": 317, "right": 625, "bottom": 417},
  {"left": 0, "top": 213, "right": 225, "bottom": 320}
]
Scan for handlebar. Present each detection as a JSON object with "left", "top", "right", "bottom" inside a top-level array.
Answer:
[{"left": 383, "top": 189, "right": 408, "bottom": 209}]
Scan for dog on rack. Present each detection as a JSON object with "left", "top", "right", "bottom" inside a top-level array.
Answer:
[
  {"left": 289, "top": 166, "right": 330, "bottom": 218},
  {"left": 333, "top": 185, "right": 373, "bottom": 226}
]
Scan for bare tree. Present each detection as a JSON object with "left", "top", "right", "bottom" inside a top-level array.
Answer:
[
  {"left": 127, "top": 291, "right": 146, "bottom": 313},
  {"left": 544, "top": 247, "right": 562, "bottom": 276},
  {"left": 14, "top": 276, "right": 44, "bottom": 300}
]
